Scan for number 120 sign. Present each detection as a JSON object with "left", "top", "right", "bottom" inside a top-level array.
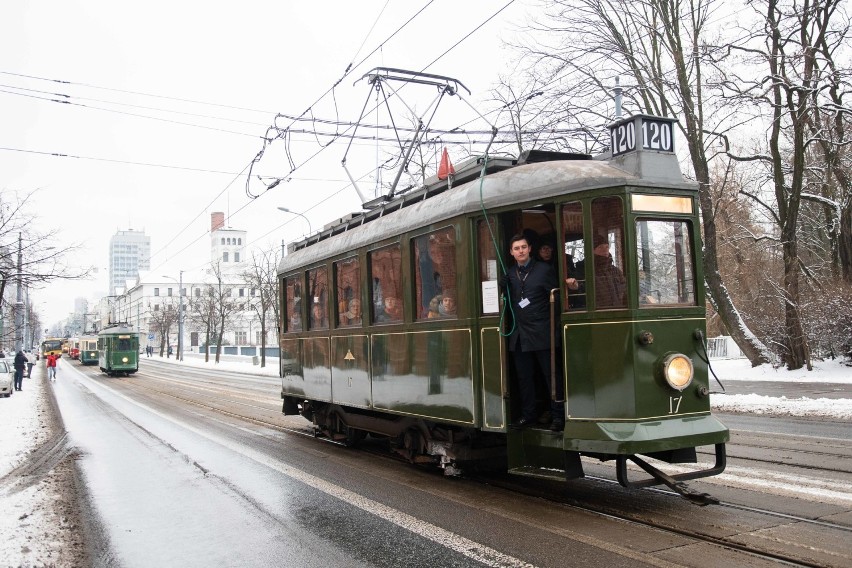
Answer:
[{"left": 610, "top": 116, "right": 675, "bottom": 156}]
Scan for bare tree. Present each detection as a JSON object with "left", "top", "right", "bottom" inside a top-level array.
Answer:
[
  {"left": 187, "top": 286, "right": 219, "bottom": 363},
  {"left": 210, "top": 263, "right": 242, "bottom": 364},
  {"left": 0, "top": 189, "right": 90, "bottom": 350},
  {"left": 717, "top": 0, "right": 849, "bottom": 369},
  {"left": 510, "top": 0, "right": 773, "bottom": 364},
  {"left": 241, "top": 246, "right": 280, "bottom": 367},
  {"left": 147, "top": 301, "right": 178, "bottom": 357}
]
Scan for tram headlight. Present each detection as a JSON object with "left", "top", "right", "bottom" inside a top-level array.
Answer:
[
  {"left": 89, "top": 352, "right": 96, "bottom": 358},
  {"left": 122, "top": 357, "right": 129, "bottom": 363},
  {"left": 661, "top": 353, "right": 693, "bottom": 391}
]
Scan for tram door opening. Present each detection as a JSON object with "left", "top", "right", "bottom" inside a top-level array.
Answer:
[{"left": 499, "top": 207, "right": 559, "bottom": 425}]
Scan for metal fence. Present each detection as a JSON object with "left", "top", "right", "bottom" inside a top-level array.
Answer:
[
  {"left": 706, "top": 336, "right": 743, "bottom": 359},
  {"left": 204, "top": 345, "right": 280, "bottom": 358}
]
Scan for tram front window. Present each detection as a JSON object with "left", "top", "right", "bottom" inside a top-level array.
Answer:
[{"left": 635, "top": 219, "right": 697, "bottom": 306}]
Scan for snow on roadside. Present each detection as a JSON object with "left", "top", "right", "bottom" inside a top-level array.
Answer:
[
  {"left": 707, "top": 357, "right": 852, "bottom": 419},
  {"left": 711, "top": 393, "right": 852, "bottom": 420},
  {"left": 0, "top": 363, "right": 87, "bottom": 566},
  {"left": 709, "top": 357, "right": 852, "bottom": 384}
]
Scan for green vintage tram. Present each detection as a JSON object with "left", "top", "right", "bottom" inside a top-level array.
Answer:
[
  {"left": 278, "top": 115, "right": 728, "bottom": 501},
  {"left": 79, "top": 335, "right": 99, "bottom": 365},
  {"left": 98, "top": 324, "right": 139, "bottom": 376}
]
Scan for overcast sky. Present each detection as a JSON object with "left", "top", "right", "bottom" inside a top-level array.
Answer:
[{"left": 1, "top": 1, "right": 533, "bottom": 327}]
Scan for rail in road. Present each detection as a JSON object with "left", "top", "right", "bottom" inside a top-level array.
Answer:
[{"left": 65, "top": 358, "right": 852, "bottom": 567}]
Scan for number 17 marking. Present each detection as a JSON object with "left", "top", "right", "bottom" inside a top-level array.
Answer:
[{"left": 669, "top": 396, "right": 683, "bottom": 414}]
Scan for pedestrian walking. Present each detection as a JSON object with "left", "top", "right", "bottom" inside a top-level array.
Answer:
[
  {"left": 46, "top": 353, "right": 58, "bottom": 381},
  {"left": 14, "top": 349, "right": 27, "bottom": 391},
  {"left": 25, "top": 350, "right": 36, "bottom": 378}
]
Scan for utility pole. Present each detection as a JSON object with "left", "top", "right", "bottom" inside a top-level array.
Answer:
[
  {"left": 178, "top": 270, "right": 184, "bottom": 361},
  {"left": 23, "top": 284, "right": 29, "bottom": 350},
  {"left": 15, "top": 233, "right": 23, "bottom": 352}
]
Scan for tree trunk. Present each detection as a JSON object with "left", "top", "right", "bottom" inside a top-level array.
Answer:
[
  {"left": 204, "top": 329, "right": 211, "bottom": 363},
  {"left": 655, "top": 1, "right": 772, "bottom": 367},
  {"left": 702, "top": 203, "right": 773, "bottom": 365},
  {"left": 693, "top": 150, "right": 772, "bottom": 366},
  {"left": 841, "top": 204, "right": 852, "bottom": 282},
  {"left": 782, "top": 238, "right": 811, "bottom": 370},
  {"left": 259, "top": 318, "right": 266, "bottom": 368},
  {"left": 215, "top": 320, "right": 225, "bottom": 363}
]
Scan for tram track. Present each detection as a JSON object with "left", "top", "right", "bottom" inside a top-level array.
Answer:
[
  {"left": 585, "top": 475, "right": 852, "bottom": 532},
  {"left": 475, "top": 472, "right": 849, "bottom": 568},
  {"left": 74, "top": 363, "right": 851, "bottom": 567}
]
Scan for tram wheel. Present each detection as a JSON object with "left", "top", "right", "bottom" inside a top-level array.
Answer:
[{"left": 343, "top": 426, "right": 366, "bottom": 448}]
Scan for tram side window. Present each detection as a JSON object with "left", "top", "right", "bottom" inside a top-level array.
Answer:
[
  {"left": 636, "top": 219, "right": 697, "bottom": 306},
  {"left": 335, "top": 257, "right": 362, "bottom": 327},
  {"left": 476, "top": 218, "right": 500, "bottom": 315},
  {"left": 413, "top": 227, "right": 457, "bottom": 320},
  {"left": 586, "top": 197, "right": 627, "bottom": 309},
  {"left": 370, "top": 244, "right": 403, "bottom": 324},
  {"left": 561, "top": 202, "right": 586, "bottom": 311},
  {"left": 284, "top": 275, "right": 303, "bottom": 332},
  {"left": 308, "top": 266, "right": 329, "bottom": 330}
]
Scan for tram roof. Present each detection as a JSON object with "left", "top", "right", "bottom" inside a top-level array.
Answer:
[
  {"left": 278, "top": 152, "right": 694, "bottom": 274},
  {"left": 98, "top": 324, "right": 138, "bottom": 336}
]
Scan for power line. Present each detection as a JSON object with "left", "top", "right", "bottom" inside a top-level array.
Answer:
[
  {"left": 0, "top": 87, "right": 262, "bottom": 139},
  {"left": 0, "top": 82, "right": 271, "bottom": 129},
  {"left": 0, "top": 69, "right": 278, "bottom": 115}
]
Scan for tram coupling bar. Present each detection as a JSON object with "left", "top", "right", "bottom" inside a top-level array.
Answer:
[{"left": 615, "top": 443, "right": 726, "bottom": 506}]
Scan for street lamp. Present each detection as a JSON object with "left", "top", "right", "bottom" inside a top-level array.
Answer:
[
  {"left": 277, "top": 207, "right": 312, "bottom": 237},
  {"left": 161, "top": 272, "right": 184, "bottom": 361}
]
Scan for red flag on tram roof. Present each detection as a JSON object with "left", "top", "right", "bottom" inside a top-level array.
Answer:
[{"left": 438, "top": 147, "right": 455, "bottom": 180}]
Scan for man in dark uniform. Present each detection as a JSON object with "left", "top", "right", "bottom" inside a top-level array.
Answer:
[{"left": 502, "top": 234, "right": 565, "bottom": 431}]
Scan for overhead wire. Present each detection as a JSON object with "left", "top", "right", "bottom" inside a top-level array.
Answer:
[
  {"left": 146, "top": 0, "right": 436, "bottom": 272},
  {"left": 0, "top": 87, "right": 262, "bottom": 139},
  {"left": 0, "top": 82, "right": 272, "bottom": 128},
  {"left": 0, "top": 69, "right": 278, "bottom": 115},
  {"left": 5, "top": 1, "right": 530, "bottom": 274}
]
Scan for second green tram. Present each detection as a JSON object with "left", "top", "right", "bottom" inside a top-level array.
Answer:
[{"left": 98, "top": 324, "right": 139, "bottom": 376}]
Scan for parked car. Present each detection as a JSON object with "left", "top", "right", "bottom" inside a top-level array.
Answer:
[{"left": 0, "top": 359, "right": 13, "bottom": 397}]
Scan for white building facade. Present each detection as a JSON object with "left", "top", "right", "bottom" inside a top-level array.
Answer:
[{"left": 102, "top": 213, "right": 277, "bottom": 356}]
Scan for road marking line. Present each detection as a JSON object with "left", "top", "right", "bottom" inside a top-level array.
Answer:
[{"left": 72, "top": 373, "right": 536, "bottom": 568}]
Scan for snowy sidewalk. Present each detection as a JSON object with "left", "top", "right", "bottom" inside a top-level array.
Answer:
[{"left": 0, "top": 360, "right": 87, "bottom": 565}]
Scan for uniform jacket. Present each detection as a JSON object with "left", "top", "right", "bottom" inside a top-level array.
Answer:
[{"left": 506, "top": 259, "right": 560, "bottom": 352}]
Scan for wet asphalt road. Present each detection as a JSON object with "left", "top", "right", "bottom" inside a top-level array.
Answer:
[
  {"left": 53, "top": 361, "right": 657, "bottom": 568},
  {"left": 50, "top": 358, "right": 852, "bottom": 567}
]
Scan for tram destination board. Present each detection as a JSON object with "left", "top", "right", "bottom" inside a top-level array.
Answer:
[{"left": 610, "top": 115, "right": 676, "bottom": 157}]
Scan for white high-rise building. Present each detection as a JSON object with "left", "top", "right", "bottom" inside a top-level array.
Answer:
[{"left": 109, "top": 229, "right": 151, "bottom": 294}]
